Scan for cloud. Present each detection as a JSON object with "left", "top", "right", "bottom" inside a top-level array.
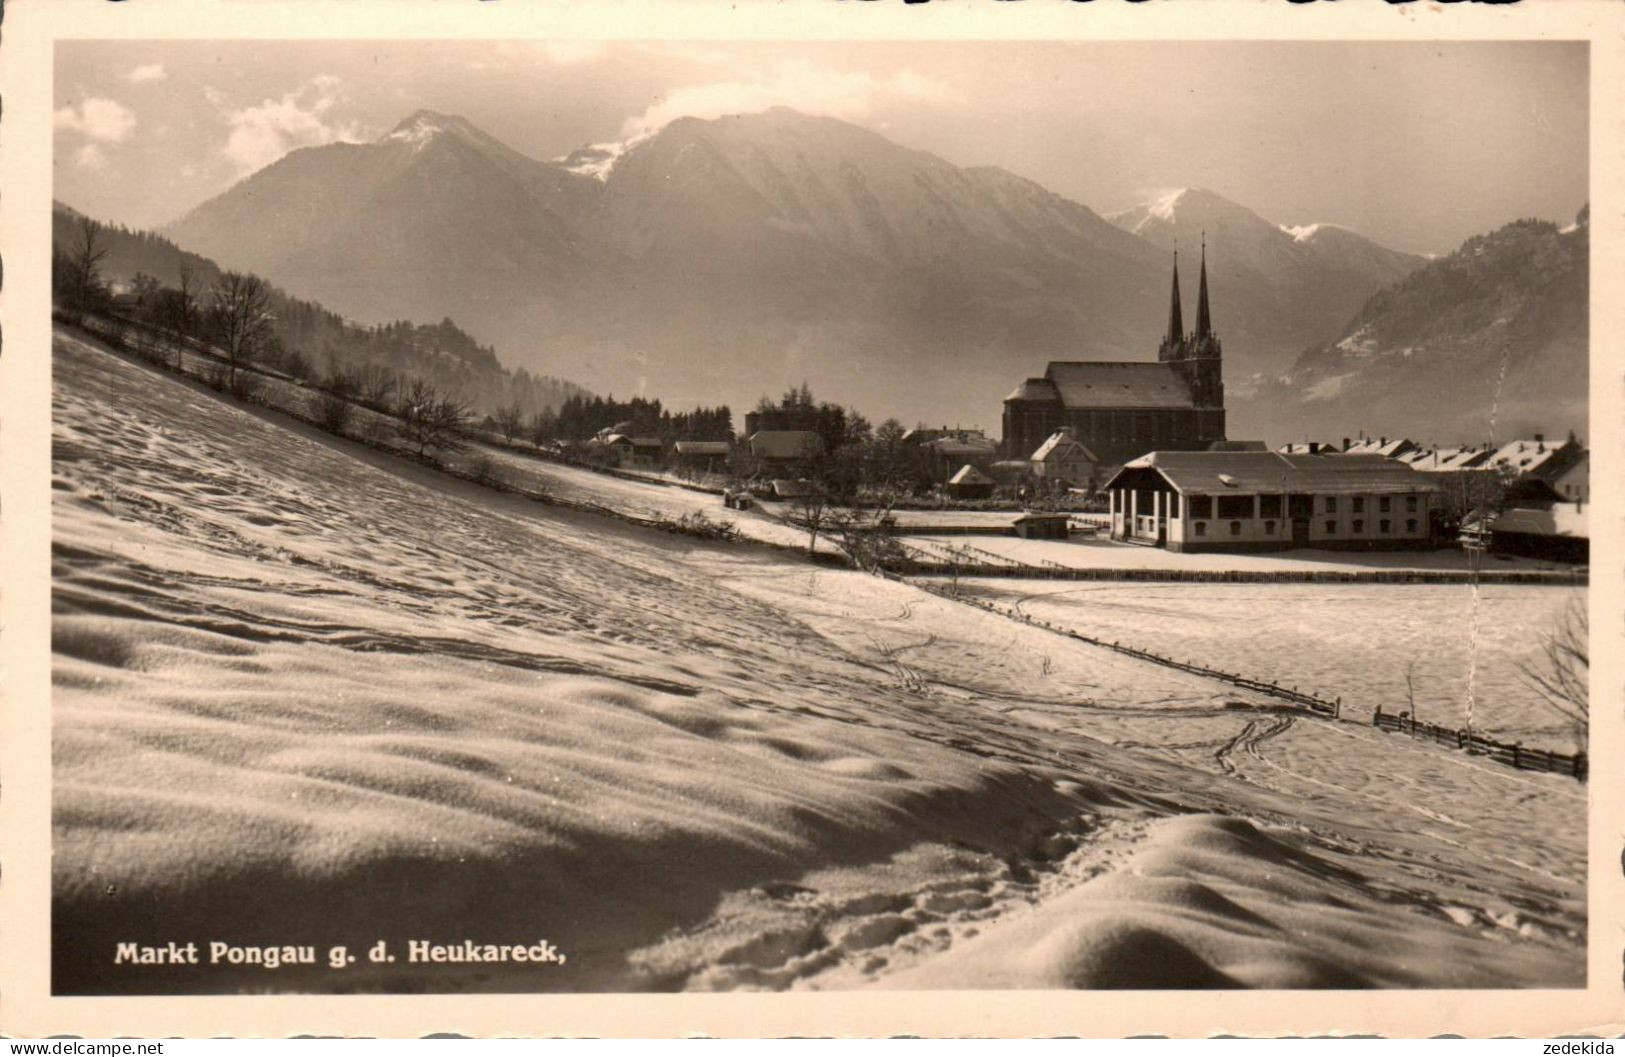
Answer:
[
  {"left": 75, "top": 144, "right": 108, "bottom": 170},
  {"left": 210, "top": 74, "right": 366, "bottom": 176},
  {"left": 53, "top": 97, "right": 138, "bottom": 142},
  {"left": 129, "top": 63, "right": 167, "bottom": 84},
  {"left": 620, "top": 61, "right": 961, "bottom": 140}
]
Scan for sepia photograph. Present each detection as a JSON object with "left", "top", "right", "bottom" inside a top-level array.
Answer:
[{"left": 7, "top": 3, "right": 1613, "bottom": 1033}]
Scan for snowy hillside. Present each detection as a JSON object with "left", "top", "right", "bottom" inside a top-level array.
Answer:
[{"left": 53, "top": 327, "right": 1583, "bottom": 994}]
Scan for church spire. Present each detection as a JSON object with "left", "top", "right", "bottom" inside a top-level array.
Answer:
[
  {"left": 1165, "top": 249, "right": 1184, "bottom": 345},
  {"left": 1195, "top": 234, "right": 1213, "bottom": 339}
]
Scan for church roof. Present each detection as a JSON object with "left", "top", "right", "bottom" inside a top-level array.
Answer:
[
  {"left": 1044, "top": 362, "right": 1197, "bottom": 410},
  {"left": 1005, "top": 378, "right": 1060, "bottom": 403}
]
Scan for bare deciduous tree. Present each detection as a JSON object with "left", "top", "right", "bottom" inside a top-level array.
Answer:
[
  {"left": 493, "top": 402, "right": 525, "bottom": 445},
  {"left": 355, "top": 363, "right": 398, "bottom": 410},
  {"left": 209, "top": 271, "right": 275, "bottom": 391},
  {"left": 396, "top": 378, "right": 471, "bottom": 457},
  {"left": 1518, "top": 594, "right": 1589, "bottom": 745},
  {"left": 311, "top": 370, "right": 357, "bottom": 435},
  {"left": 66, "top": 216, "right": 109, "bottom": 320}
]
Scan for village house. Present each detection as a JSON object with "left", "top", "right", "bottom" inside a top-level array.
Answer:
[
  {"left": 1030, "top": 429, "right": 1099, "bottom": 489},
  {"left": 748, "top": 430, "right": 824, "bottom": 476},
  {"left": 1103, "top": 450, "right": 1437, "bottom": 553},
  {"left": 600, "top": 433, "right": 664, "bottom": 470},
  {"left": 1487, "top": 434, "right": 1585, "bottom": 495},
  {"left": 672, "top": 440, "right": 731, "bottom": 474},
  {"left": 923, "top": 434, "right": 999, "bottom": 482},
  {"left": 902, "top": 426, "right": 992, "bottom": 447}
]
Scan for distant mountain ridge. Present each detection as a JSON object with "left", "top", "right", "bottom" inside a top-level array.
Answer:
[
  {"left": 1106, "top": 188, "right": 1427, "bottom": 381},
  {"left": 1243, "top": 208, "right": 1589, "bottom": 445},
  {"left": 166, "top": 109, "right": 1470, "bottom": 435},
  {"left": 58, "top": 203, "right": 591, "bottom": 418}
]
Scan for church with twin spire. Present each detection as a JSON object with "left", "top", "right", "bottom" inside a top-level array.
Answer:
[{"left": 1001, "top": 245, "right": 1228, "bottom": 468}]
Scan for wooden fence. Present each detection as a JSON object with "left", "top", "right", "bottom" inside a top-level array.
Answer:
[
  {"left": 1372, "top": 708, "right": 1587, "bottom": 781},
  {"left": 911, "top": 582, "right": 1342, "bottom": 719},
  {"left": 887, "top": 558, "right": 1584, "bottom": 587}
]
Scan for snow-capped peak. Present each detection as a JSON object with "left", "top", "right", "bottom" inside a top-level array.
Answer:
[
  {"left": 553, "top": 129, "right": 654, "bottom": 181},
  {"left": 381, "top": 110, "right": 473, "bottom": 150},
  {"left": 1146, "top": 188, "right": 1191, "bottom": 223}
]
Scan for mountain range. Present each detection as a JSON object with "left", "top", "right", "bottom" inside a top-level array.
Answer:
[
  {"left": 1245, "top": 209, "right": 1589, "bottom": 445},
  {"left": 164, "top": 108, "right": 1449, "bottom": 437}
]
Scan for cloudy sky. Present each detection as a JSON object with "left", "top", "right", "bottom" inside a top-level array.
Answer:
[{"left": 55, "top": 40, "right": 1586, "bottom": 254}]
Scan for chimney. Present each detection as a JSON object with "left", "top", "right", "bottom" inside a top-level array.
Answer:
[
  {"left": 1308, "top": 442, "right": 1320, "bottom": 454},
  {"left": 1380, "top": 436, "right": 1388, "bottom": 447},
  {"left": 1534, "top": 433, "right": 1544, "bottom": 444},
  {"left": 1342, "top": 437, "right": 1352, "bottom": 452}
]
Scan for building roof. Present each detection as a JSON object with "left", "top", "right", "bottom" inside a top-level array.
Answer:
[
  {"left": 927, "top": 437, "right": 999, "bottom": 459},
  {"left": 1341, "top": 437, "right": 1418, "bottom": 458},
  {"left": 770, "top": 478, "right": 819, "bottom": 500},
  {"left": 749, "top": 430, "right": 824, "bottom": 460},
  {"left": 1005, "top": 378, "right": 1061, "bottom": 403},
  {"left": 1208, "top": 440, "right": 1268, "bottom": 452},
  {"left": 903, "top": 427, "right": 989, "bottom": 445},
  {"left": 1488, "top": 437, "right": 1582, "bottom": 480},
  {"left": 948, "top": 464, "right": 994, "bottom": 486},
  {"left": 673, "top": 440, "right": 731, "bottom": 455},
  {"left": 1043, "top": 361, "right": 1197, "bottom": 410},
  {"left": 1277, "top": 441, "right": 1339, "bottom": 455},
  {"left": 1104, "top": 451, "right": 1437, "bottom": 496},
  {"left": 1403, "top": 447, "right": 1495, "bottom": 472},
  {"left": 1031, "top": 431, "right": 1099, "bottom": 463},
  {"left": 1491, "top": 504, "right": 1588, "bottom": 540}
]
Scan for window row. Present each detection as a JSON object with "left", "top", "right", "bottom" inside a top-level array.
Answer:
[{"left": 1191, "top": 519, "right": 1420, "bottom": 538}]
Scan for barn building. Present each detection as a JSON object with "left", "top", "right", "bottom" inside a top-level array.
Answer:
[
  {"left": 1002, "top": 247, "right": 1226, "bottom": 467},
  {"left": 1103, "top": 451, "right": 1437, "bottom": 553}
]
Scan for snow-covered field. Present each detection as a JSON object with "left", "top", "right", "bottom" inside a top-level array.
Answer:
[
  {"left": 916, "top": 534, "right": 1571, "bottom": 575},
  {"left": 52, "top": 330, "right": 1584, "bottom": 994},
  {"left": 958, "top": 580, "right": 1585, "bottom": 749}
]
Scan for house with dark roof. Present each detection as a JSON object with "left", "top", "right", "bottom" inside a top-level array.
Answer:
[
  {"left": 1103, "top": 451, "right": 1438, "bottom": 552},
  {"left": 749, "top": 430, "right": 824, "bottom": 476},
  {"left": 1003, "top": 246, "right": 1225, "bottom": 466},
  {"left": 672, "top": 440, "right": 731, "bottom": 474}
]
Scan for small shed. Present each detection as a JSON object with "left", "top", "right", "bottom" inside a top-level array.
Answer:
[
  {"left": 1014, "top": 513, "right": 1071, "bottom": 540},
  {"left": 946, "top": 464, "right": 995, "bottom": 500},
  {"left": 770, "top": 478, "right": 819, "bottom": 501}
]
